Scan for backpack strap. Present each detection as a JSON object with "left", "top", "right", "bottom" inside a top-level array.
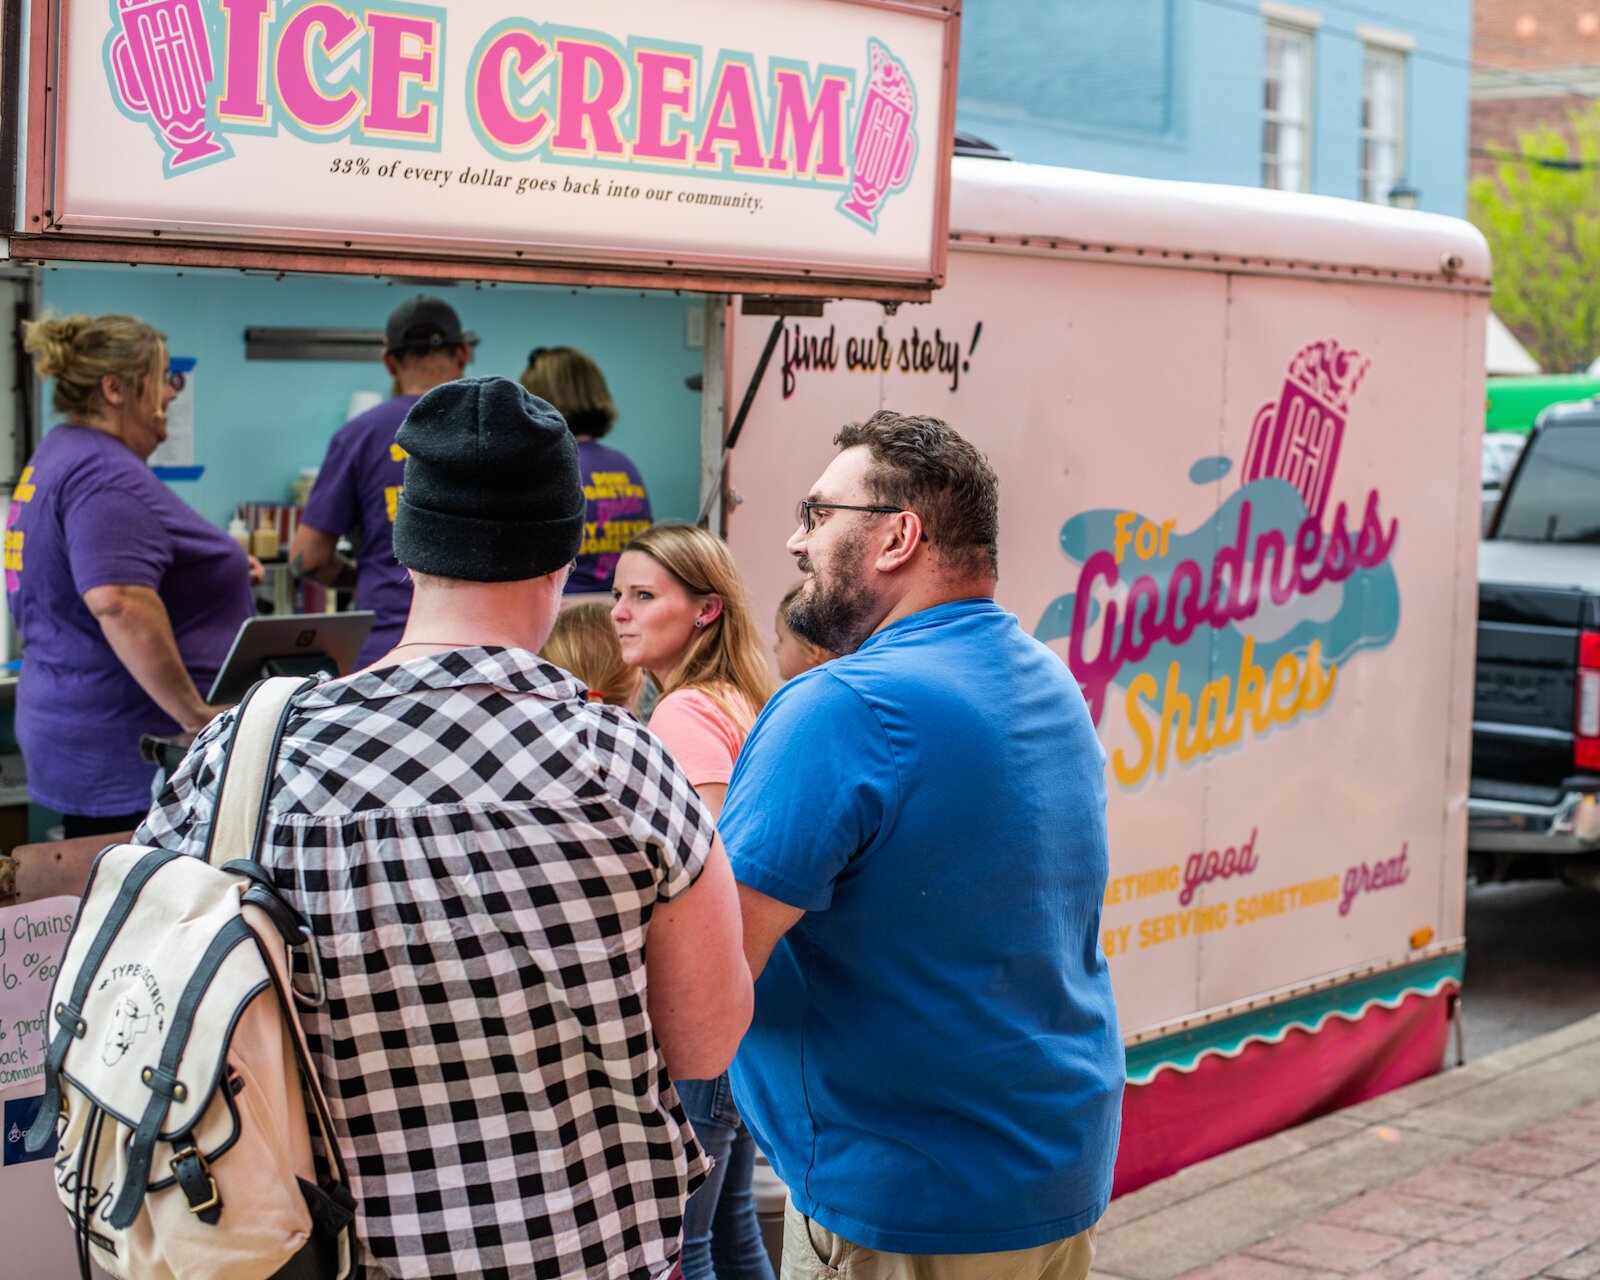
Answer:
[
  {"left": 259, "top": 935, "right": 354, "bottom": 1198},
  {"left": 25, "top": 847, "right": 183, "bottom": 1152},
  {"left": 108, "top": 914, "right": 262, "bottom": 1229},
  {"left": 206, "top": 673, "right": 356, "bottom": 1241},
  {"left": 204, "top": 676, "right": 314, "bottom": 869}
]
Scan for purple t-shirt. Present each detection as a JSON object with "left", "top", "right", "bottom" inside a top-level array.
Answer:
[
  {"left": 300, "top": 395, "right": 418, "bottom": 666},
  {"left": 568, "top": 438, "right": 653, "bottom": 595},
  {"left": 6, "top": 425, "right": 254, "bottom": 816}
]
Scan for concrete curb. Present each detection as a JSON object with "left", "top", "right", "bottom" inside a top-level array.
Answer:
[{"left": 1090, "top": 1011, "right": 1600, "bottom": 1280}]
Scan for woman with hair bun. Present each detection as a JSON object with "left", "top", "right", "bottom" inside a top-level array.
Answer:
[
  {"left": 611, "top": 522, "right": 774, "bottom": 1280},
  {"left": 10, "top": 314, "right": 257, "bottom": 835},
  {"left": 520, "top": 346, "right": 653, "bottom": 597}
]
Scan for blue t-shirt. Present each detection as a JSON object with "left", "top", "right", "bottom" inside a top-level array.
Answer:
[
  {"left": 300, "top": 395, "right": 419, "bottom": 666},
  {"left": 720, "top": 598, "right": 1124, "bottom": 1255},
  {"left": 7, "top": 425, "right": 254, "bottom": 815}
]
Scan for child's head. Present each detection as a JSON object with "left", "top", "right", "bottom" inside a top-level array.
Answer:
[
  {"left": 774, "top": 582, "right": 839, "bottom": 681},
  {"left": 542, "top": 601, "right": 643, "bottom": 707}
]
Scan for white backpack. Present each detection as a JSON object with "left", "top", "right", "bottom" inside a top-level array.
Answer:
[{"left": 27, "top": 677, "right": 357, "bottom": 1280}]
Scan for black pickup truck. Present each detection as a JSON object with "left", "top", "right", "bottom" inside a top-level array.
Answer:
[{"left": 1471, "top": 401, "right": 1600, "bottom": 891}]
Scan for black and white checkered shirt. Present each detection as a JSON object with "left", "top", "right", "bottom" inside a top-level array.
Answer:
[{"left": 138, "top": 648, "right": 714, "bottom": 1280}]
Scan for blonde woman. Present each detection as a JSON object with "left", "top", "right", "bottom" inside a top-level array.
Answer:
[
  {"left": 13, "top": 315, "right": 257, "bottom": 834},
  {"left": 521, "top": 346, "right": 653, "bottom": 597},
  {"left": 611, "top": 523, "right": 774, "bottom": 1280},
  {"left": 540, "top": 600, "right": 642, "bottom": 708}
]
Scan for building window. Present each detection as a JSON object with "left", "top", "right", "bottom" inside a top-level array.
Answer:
[
  {"left": 1263, "top": 24, "right": 1314, "bottom": 191},
  {"left": 1361, "top": 45, "right": 1407, "bottom": 203}
]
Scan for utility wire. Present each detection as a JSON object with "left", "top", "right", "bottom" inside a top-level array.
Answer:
[{"left": 1472, "top": 145, "right": 1600, "bottom": 172}]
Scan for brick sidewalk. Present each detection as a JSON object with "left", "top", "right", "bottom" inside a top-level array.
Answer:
[{"left": 1178, "top": 1101, "right": 1600, "bottom": 1280}]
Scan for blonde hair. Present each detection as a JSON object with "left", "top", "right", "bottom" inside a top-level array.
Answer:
[
  {"left": 542, "top": 602, "right": 641, "bottom": 707},
  {"left": 625, "top": 523, "right": 774, "bottom": 729},
  {"left": 22, "top": 314, "right": 165, "bottom": 418},
  {"left": 519, "top": 347, "right": 617, "bottom": 439}
]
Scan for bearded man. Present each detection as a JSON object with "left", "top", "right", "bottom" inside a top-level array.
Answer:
[{"left": 717, "top": 411, "right": 1124, "bottom": 1280}]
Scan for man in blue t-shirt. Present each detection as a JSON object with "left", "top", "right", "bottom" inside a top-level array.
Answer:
[
  {"left": 289, "top": 296, "right": 472, "bottom": 667},
  {"left": 718, "top": 412, "right": 1124, "bottom": 1279}
]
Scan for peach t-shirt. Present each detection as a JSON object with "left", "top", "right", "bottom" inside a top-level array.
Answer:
[{"left": 648, "top": 686, "right": 754, "bottom": 789}]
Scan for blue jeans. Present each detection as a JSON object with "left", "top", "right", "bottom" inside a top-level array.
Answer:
[{"left": 676, "top": 1074, "right": 774, "bottom": 1280}]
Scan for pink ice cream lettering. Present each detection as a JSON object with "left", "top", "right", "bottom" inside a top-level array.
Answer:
[
  {"left": 840, "top": 40, "right": 917, "bottom": 229},
  {"left": 1241, "top": 340, "right": 1370, "bottom": 524},
  {"left": 108, "top": 0, "right": 226, "bottom": 171}
]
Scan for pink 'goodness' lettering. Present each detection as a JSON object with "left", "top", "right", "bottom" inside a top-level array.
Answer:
[
  {"left": 549, "top": 39, "right": 628, "bottom": 156},
  {"left": 361, "top": 12, "right": 438, "bottom": 138},
  {"left": 276, "top": 3, "right": 362, "bottom": 131},
  {"left": 216, "top": 0, "right": 271, "bottom": 123},
  {"left": 474, "top": 30, "right": 551, "bottom": 151},
  {"left": 1068, "top": 492, "right": 1397, "bottom": 721}
]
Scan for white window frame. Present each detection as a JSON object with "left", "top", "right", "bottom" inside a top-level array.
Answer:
[
  {"left": 1360, "top": 43, "right": 1408, "bottom": 204},
  {"left": 1263, "top": 21, "right": 1315, "bottom": 193}
]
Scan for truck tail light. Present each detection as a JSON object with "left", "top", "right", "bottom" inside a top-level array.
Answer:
[{"left": 1576, "top": 632, "right": 1600, "bottom": 770}]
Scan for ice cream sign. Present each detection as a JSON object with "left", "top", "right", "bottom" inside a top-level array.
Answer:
[
  {"left": 1036, "top": 341, "right": 1402, "bottom": 789},
  {"left": 35, "top": 0, "right": 954, "bottom": 290}
]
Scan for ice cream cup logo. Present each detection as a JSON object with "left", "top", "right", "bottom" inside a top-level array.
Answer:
[
  {"left": 107, "top": 0, "right": 226, "bottom": 173},
  {"left": 1241, "top": 339, "right": 1371, "bottom": 524},
  {"left": 840, "top": 39, "right": 917, "bottom": 230}
]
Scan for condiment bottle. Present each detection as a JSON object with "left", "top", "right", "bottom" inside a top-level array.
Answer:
[
  {"left": 251, "top": 517, "right": 280, "bottom": 559},
  {"left": 228, "top": 517, "right": 251, "bottom": 551}
]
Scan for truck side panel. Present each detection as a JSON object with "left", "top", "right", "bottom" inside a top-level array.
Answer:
[{"left": 725, "top": 228, "right": 1481, "bottom": 1191}]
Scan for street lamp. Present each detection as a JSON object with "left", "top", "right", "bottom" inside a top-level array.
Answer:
[{"left": 1387, "top": 182, "right": 1420, "bottom": 210}]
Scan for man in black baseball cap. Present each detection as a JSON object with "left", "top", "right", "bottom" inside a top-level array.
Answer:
[
  {"left": 383, "top": 295, "right": 477, "bottom": 355},
  {"left": 289, "top": 295, "right": 476, "bottom": 666}
]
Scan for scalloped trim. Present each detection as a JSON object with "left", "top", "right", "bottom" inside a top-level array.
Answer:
[{"left": 1127, "top": 973, "right": 1460, "bottom": 1086}]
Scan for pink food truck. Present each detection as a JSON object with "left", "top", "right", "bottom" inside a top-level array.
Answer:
[
  {"left": 715, "top": 154, "right": 1489, "bottom": 1194},
  {"left": 3, "top": 0, "right": 1483, "bottom": 1239}
]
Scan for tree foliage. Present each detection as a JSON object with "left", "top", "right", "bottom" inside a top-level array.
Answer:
[{"left": 1469, "top": 114, "right": 1600, "bottom": 374}]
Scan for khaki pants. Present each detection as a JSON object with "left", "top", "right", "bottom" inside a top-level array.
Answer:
[{"left": 779, "top": 1197, "right": 1098, "bottom": 1280}]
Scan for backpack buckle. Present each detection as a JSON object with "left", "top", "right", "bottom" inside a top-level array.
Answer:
[{"left": 170, "top": 1146, "right": 220, "bottom": 1214}]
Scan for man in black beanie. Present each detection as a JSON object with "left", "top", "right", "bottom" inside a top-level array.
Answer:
[
  {"left": 138, "top": 376, "right": 751, "bottom": 1280},
  {"left": 389, "top": 374, "right": 587, "bottom": 584}
]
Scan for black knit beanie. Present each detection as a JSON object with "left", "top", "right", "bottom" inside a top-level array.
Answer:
[{"left": 392, "top": 376, "right": 585, "bottom": 582}]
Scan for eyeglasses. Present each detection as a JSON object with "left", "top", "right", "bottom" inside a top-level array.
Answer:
[
  {"left": 796, "top": 499, "right": 910, "bottom": 533},
  {"left": 163, "top": 369, "right": 186, "bottom": 395}
]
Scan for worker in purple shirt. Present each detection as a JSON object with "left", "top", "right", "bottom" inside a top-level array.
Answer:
[
  {"left": 11, "top": 314, "right": 257, "bottom": 836},
  {"left": 289, "top": 296, "right": 473, "bottom": 667},
  {"left": 519, "top": 347, "right": 653, "bottom": 596}
]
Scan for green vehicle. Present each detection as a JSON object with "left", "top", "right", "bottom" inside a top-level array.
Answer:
[{"left": 1486, "top": 375, "right": 1600, "bottom": 434}]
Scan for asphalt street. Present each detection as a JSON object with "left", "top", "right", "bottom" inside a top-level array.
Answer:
[{"left": 1460, "top": 880, "right": 1600, "bottom": 1060}]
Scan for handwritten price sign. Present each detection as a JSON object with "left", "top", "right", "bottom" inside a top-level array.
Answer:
[{"left": 0, "top": 898, "right": 77, "bottom": 1096}]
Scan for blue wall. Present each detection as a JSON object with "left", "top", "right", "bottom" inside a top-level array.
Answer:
[
  {"left": 956, "top": 0, "right": 1471, "bottom": 217},
  {"left": 38, "top": 266, "right": 706, "bottom": 532}
]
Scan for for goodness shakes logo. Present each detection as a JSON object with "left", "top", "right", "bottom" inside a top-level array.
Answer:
[
  {"left": 101, "top": 0, "right": 920, "bottom": 230},
  {"left": 1036, "top": 340, "right": 1401, "bottom": 789}
]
